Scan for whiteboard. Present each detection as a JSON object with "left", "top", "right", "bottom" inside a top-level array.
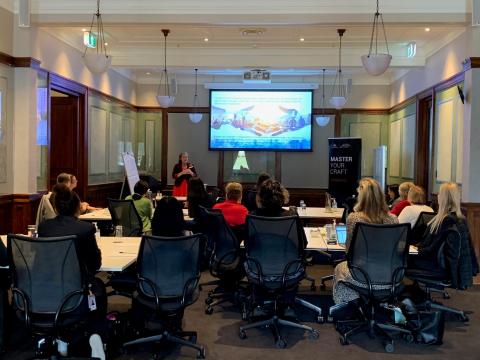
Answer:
[{"left": 122, "top": 152, "right": 140, "bottom": 195}]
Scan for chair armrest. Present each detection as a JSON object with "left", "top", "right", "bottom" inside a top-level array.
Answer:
[
  {"left": 138, "top": 276, "right": 160, "bottom": 313},
  {"left": 390, "top": 267, "right": 406, "bottom": 297},
  {"left": 54, "top": 289, "right": 86, "bottom": 333},
  {"left": 348, "top": 265, "right": 373, "bottom": 298},
  {"left": 210, "top": 249, "right": 240, "bottom": 277},
  {"left": 181, "top": 273, "right": 201, "bottom": 306},
  {"left": 245, "top": 256, "right": 264, "bottom": 286},
  {"left": 282, "top": 259, "right": 304, "bottom": 288},
  {"left": 12, "top": 288, "right": 30, "bottom": 329}
]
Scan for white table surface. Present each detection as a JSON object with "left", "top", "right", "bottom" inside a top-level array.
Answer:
[
  {"left": 304, "top": 227, "right": 418, "bottom": 254},
  {"left": 79, "top": 207, "right": 192, "bottom": 222},
  {"left": 284, "top": 207, "right": 344, "bottom": 219}
]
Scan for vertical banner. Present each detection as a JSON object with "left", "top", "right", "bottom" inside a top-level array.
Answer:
[{"left": 328, "top": 138, "right": 362, "bottom": 206}]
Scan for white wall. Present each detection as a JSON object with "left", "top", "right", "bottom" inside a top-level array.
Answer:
[
  {"left": 390, "top": 30, "right": 467, "bottom": 106},
  {"left": 0, "top": 64, "right": 14, "bottom": 194},
  {"left": 0, "top": 7, "right": 13, "bottom": 55}
]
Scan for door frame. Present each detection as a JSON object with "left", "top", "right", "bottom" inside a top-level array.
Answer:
[
  {"left": 48, "top": 74, "right": 88, "bottom": 199},
  {"left": 415, "top": 90, "right": 433, "bottom": 199}
]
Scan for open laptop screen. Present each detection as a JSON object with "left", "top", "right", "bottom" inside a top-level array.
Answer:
[{"left": 336, "top": 225, "right": 347, "bottom": 245}]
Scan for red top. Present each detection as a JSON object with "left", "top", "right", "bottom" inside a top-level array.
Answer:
[
  {"left": 213, "top": 200, "right": 248, "bottom": 227},
  {"left": 390, "top": 200, "right": 411, "bottom": 216}
]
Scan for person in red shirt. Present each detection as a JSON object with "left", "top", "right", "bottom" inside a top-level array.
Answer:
[
  {"left": 213, "top": 182, "right": 248, "bottom": 227},
  {"left": 390, "top": 181, "right": 415, "bottom": 216}
]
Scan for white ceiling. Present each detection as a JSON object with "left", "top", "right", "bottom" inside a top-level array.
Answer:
[{"left": 8, "top": 0, "right": 472, "bottom": 84}]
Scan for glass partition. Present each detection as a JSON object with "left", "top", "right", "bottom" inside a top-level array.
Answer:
[
  {"left": 137, "top": 110, "right": 162, "bottom": 178},
  {"left": 88, "top": 92, "right": 137, "bottom": 185}
]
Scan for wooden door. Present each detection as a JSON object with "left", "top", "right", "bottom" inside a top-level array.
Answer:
[{"left": 50, "top": 95, "right": 80, "bottom": 193}]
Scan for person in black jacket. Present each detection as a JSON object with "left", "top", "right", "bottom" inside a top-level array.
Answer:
[
  {"left": 251, "top": 179, "right": 294, "bottom": 217},
  {"left": 408, "top": 182, "right": 479, "bottom": 287},
  {"left": 243, "top": 172, "right": 271, "bottom": 212},
  {"left": 187, "top": 177, "right": 214, "bottom": 221},
  {"left": 37, "top": 185, "right": 105, "bottom": 314}
]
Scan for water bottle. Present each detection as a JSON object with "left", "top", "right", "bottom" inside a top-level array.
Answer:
[
  {"left": 325, "top": 192, "right": 332, "bottom": 212},
  {"left": 330, "top": 219, "right": 337, "bottom": 243},
  {"left": 115, "top": 225, "right": 123, "bottom": 237},
  {"left": 332, "top": 198, "right": 338, "bottom": 209},
  {"left": 300, "top": 200, "right": 307, "bottom": 214},
  {"left": 93, "top": 222, "right": 101, "bottom": 240}
]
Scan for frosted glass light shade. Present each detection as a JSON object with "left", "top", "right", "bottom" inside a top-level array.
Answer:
[
  {"left": 189, "top": 113, "right": 203, "bottom": 123},
  {"left": 156, "top": 95, "right": 175, "bottom": 108},
  {"left": 329, "top": 96, "right": 347, "bottom": 110},
  {"left": 315, "top": 115, "right": 331, "bottom": 127},
  {"left": 83, "top": 53, "right": 112, "bottom": 74},
  {"left": 361, "top": 54, "right": 392, "bottom": 76}
]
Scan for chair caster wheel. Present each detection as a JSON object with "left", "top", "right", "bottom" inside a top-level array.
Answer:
[
  {"left": 309, "top": 329, "right": 319, "bottom": 340},
  {"left": 205, "top": 297, "right": 214, "bottom": 305},
  {"left": 205, "top": 306, "right": 214, "bottom": 315},
  {"left": 443, "top": 292, "right": 450, "bottom": 300},
  {"left": 316, "top": 315, "right": 324, "bottom": 324},
  {"left": 384, "top": 341, "right": 394, "bottom": 353},
  {"left": 197, "top": 348, "right": 206, "bottom": 359},
  {"left": 239, "top": 330, "right": 247, "bottom": 339},
  {"left": 402, "top": 334, "right": 414, "bottom": 343},
  {"left": 339, "top": 337, "right": 349, "bottom": 346},
  {"left": 276, "top": 338, "right": 287, "bottom": 349},
  {"left": 459, "top": 314, "right": 469, "bottom": 322}
]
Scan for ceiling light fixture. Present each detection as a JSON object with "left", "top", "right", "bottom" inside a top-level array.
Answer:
[
  {"left": 82, "top": 0, "right": 112, "bottom": 74},
  {"left": 204, "top": 38, "right": 209, "bottom": 42},
  {"left": 189, "top": 68, "right": 203, "bottom": 124},
  {"left": 329, "top": 29, "right": 348, "bottom": 110},
  {"left": 361, "top": 0, "right": 392, "bottom": 76},
  {"left": 300, "top": 38, "right": 305, "bottom": 42},
  {"left": 316, "top": 69, "right": 331, "bottom": 127},
  {"left": 156, "top": 29, "right": 176, "bottom": 108},
  {"left": 425, "top": 27, "right": 431, "bottom": 32}
]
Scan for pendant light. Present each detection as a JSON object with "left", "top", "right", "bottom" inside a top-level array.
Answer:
[
  {"left": 315, "top": 69, "right": 331, "bottom": 127},
  {"left": 361, "top": 0, "right": 392, "bottom": 76},
  {"left": 156, "top": 29, "right": 176, "bottom": 108},
  {"left": 83, "top": 0, "right": 112, "bottom": 74},
  {"left": 189, "top": 69, "right": 203, "bottom": 123},
  {"left": 329, "top": 29, "right": 347, "bottom": 110}
]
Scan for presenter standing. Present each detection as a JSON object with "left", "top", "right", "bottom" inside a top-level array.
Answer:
[{"left": 172, "top": 152, "right": 197, "bottom": 196}]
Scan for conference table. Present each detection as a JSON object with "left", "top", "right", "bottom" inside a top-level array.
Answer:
[
  {"left": 1, "top": 229, "right": 418, "bottom": 273},
  {"left": 79, "top": 207, "right": 193, "bottom": 222}
]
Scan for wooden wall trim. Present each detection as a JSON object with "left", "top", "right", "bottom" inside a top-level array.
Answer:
[
  {"left": 463, "top": 57, "right": 480, "bottom": 72},
  {"left": 89, "top": 88, "right": 137, "bottom": 110},
  {"left": 11, "top": 193, "right": 44, "bottom": 234},
  {"left": 334, "top": 110, "right": 341, "bottom": 137},
  {"left": 0, "top": 51, "right": 41, "bottom": 68},
  {"left": 390, "top": 98, "right": 416, "bottom": 114}
]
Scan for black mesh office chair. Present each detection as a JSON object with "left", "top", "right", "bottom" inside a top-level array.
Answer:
[
  {"left": 7, "top": 234, "right": 89, "bottom": 357},
  {"left": 329, "top": 223, "right": 412, "bottom": 353},
  {"left": 108, "top": 198, "right": 143, "bottom": 236},
  {"left": 406, "top": 226, "right": 470, "bottom": 321},
  {"left": 200, "top": 209, "right": 246, "bottom": 315},
  {"left": 123, "top": 234, "right": 205, "bottom": 359},
  {"left": 410, "top": 211, "right": 436, "bottom": 244},
  {"left": 239, "top": 215, "right": 321, "bottom": 348}
]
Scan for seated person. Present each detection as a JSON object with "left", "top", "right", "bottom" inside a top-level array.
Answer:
[
  {"left": 251, "top": 179, "right": 293, "bottom": 217},
  {"left": 125, "top": 180, "right": 152, "bottom": 234},
  {"left": 243, "top": 172, "right": 271, "bottom": 212},
  {"left": 187, "top": 177, "right": 214, "bottom": 221},
  {"left": 398, "top": 185, "right": 434, "bottom": 228},
  {"left": 390, "top": 181, "right": 414, "bottom": 216},
  {"left": 408, "top": 183, "right": 479, "bottom": 283},
  {"left": 37, "top": 184, "right": 106, "bottom": 359},
  {"left": 69, "top": 174, "right": 99, "bottom": 214},
  {"left": 333, "top": 178, "right": 398, "bottom": 304},
  {"left": 152, "top": 196, "right": 190, "bottom": 237},
  {"left": 387, "top": 184, "right": 400, "bottom": 208},
  {"left": 35, "top": 172, "right": 72, "bottom": 225},
  {"left": 213, "top": 182, "right": 248, "bottom": 227},
  {"left": 38, "top": 184, "right": 107, "bottom": 314}
]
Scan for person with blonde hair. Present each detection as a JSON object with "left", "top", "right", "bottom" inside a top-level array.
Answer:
[
  {"left": 390, "top": 181, "right": 415, "bottom": 216},
  {"left": 398, "top": 185, "right": 434, "bottom": 227},
  {"left": 409, "top": 183, "right": 479, "bottom": 285},
  {"left": 333, "top": 178, "right": 398, "bottom": 304},
  {"left": 213, "top": 182, "right": 248, "bottom": 227}
]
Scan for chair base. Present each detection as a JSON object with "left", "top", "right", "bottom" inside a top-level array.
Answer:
[
  {"left": 124, "top": 330, "right": 205, "bottom": 359},
  {"left": 239, "top": 315, "right": 318, "bottom": 348},
  {"left": 203, "top": 280, "right": 249, "bottom": 316}
]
